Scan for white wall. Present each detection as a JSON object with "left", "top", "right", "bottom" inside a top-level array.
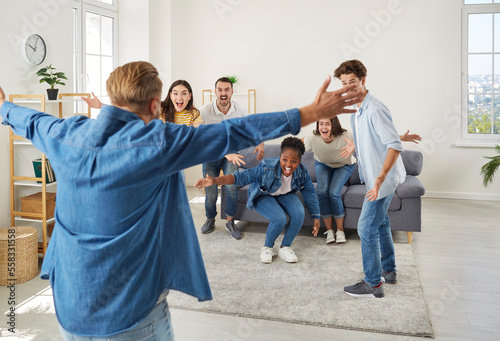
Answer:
[
  {"left": 118, "top": 0, "right": 150, "bottom": 64},
  {"left": 162, "top": 0, "right": 500, "bottom": 199},
  {"left": 0, "top": 0, "right": 73, "bottom": 226}
]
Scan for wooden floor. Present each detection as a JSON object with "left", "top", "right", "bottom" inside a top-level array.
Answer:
[{"left": 171, "top": 191, "right": 500, "bottom": 341}]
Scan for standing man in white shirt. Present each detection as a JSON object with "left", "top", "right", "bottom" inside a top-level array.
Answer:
[
  {"left": 334, "top": 60, "right": 406, "bottom": 298},
  {"left": 199, "top": 77, "right": 265, "bottom": 239}
]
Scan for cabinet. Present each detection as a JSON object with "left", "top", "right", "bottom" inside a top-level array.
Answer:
[
  {"left": 202, "top": 89, "right": 257, "bottom": 114},
  {"left": 9, "top": 93, "right": 90, "bottom": 256}
]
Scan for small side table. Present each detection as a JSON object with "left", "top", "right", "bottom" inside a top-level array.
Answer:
[{"left": 0, "top": 226, "right": 38, "bottom": 285}]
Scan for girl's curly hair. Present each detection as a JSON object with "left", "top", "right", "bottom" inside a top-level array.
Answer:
[{"left": 281, "top": 136, "right": 305, "bottom": 159}]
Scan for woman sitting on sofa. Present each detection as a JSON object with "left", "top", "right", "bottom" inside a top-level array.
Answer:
[
  {"left": 195, "top": 137, "right": 321, "bottom": 264},
  {"left": 303, "top": 118, "right": 422, "bottom": 245},
  {"left": 303, "top": 117, "right": 356, "bottom": 245}
]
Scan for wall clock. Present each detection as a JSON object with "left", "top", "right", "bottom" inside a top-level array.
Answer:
[{"left": 21, "top": 34, "right": 47, "bottom": 66}]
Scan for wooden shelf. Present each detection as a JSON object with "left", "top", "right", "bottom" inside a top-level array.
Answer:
[{"left": 9, "top": 93, "right": 88, "bottom": 257}]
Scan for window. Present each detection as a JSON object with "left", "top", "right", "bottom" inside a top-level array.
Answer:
[
  {"left": 463, "top": 2, "right": 500, "bottom": 141},
  {"left": 73, "top": 0, "right": 117, "bottom": 118}
]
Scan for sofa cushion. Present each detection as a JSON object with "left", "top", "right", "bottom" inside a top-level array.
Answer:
[
  {"left": 343, "top": 184, "right": 402, "bottom": 211},
  {"left": 348, "top": 164, "right": 361, "bottom": 185},
  {"left": 401, "top": 149, "right": 423, "bottom": 176}
]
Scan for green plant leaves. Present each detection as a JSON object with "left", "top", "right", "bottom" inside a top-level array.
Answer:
[
  {"left": 480, "top": 144, "right": 500, "bottom": 187},
  {"left": 36, "top": 64, "right": 66, "bottom": 89}
]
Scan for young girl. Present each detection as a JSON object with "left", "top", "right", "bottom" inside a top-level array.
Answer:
[
  {"left": 160, "top": 80, "right": 202, "bottom": 127},
  {"left": 303, "top": 117, "right": 355, "bottom": 245},
  {"left": 81, "top": 79, "right": 202, "bottom": 127},
  {"left": 195, "top": 137, "right": 321, "bottom": 264}
]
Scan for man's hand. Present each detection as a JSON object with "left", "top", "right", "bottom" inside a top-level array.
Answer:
[
  {"left": 195, "top": 174, "right": 214, "bottom": 190},
  {"left": 365, "top": 176, "right": 384, "bottom": 202},
  {"left": 400, "top": 130, "right": 422, "bottom": 144},
  {"left": 81, "top": 92, "right": 102, "bottom": 109},
  {"left": 340, "top": 138, "right": 355, "bottom": 158},
  {"left": 0, "top": 86, "right": 6, "bottom": 107},
  {"left": 299, "top": 75, "right": 361, "bottom": 127},
  {"left": 253, "top": 143, "right": 265, "bottom": 160},
  {"left": 312, "top": 219, "right": 321, "bottom": 237},
  {"left": 225, "top": 153, "right": 246, "bottom": 166}
]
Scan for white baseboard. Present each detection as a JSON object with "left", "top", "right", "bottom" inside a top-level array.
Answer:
[{"left": 424, "top": 191, "right": 500, "bottom": 202}]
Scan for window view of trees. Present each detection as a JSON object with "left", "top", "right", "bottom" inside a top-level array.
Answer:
[{"left": 467, "top": 74, "right": 500, "bottom": 134}]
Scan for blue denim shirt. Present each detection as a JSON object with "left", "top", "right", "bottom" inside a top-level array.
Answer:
[
  {"left": 233, "top": 158, "right": 320, "bottom": 219},
  {"left": 0, "top": 102, "right": 301, "bottom": 336},
  {"left": 350, "top": 92, "right": 406, "bottom": 199}
]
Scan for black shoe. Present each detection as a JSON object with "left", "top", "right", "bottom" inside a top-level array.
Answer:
[
  {"left": 201, "top": 218, "right": 215, "bottom": 234},
  {"left": 382, "top": 270, "right": 397, "bottom": 284},
  {"left": 225, "top": 220, "right": 242, "bottom": 240},
  {"left": 344, "top": 280, "right": 384, "bottom": 298}
]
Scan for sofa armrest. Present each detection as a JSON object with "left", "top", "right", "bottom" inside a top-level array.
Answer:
[{"left": 395, "top": 176, "right": 425, "bottom": 199}]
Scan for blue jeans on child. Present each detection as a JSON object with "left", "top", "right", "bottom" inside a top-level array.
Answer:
[
  {"left": 357, "top": 193, "right": 396, "bottom": 287},
  {"left": 315, "top": 161, "right": 354, "bottom": 219},
  {"left": 58, "top": 298, "right": 174, "bottom": 340},
  {"left": 202, "top": 158, "right": 239, "bottom": 219},
  {"left": 253, "top": 192, "right": 305, "bottom": 248}
]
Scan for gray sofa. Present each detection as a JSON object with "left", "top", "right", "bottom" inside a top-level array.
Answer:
[{"left": 221, "top": 145, "right": 425, "bottom": 243}]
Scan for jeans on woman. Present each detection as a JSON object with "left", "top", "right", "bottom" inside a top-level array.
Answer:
[
  {"left": 315, "top": 161, "right": 354, "bottom": 219},
  {"left": 253, "top": 192, "right": 305, "bottom": 248},
  {"left": 202, "top": 158, "right": 239, "bottom": 219},
  {"left": 59, "top": 298, "right": 174, "bottom": 340},
  {"left": 357, "top": 193, "right": 395, "bottom": 287}
]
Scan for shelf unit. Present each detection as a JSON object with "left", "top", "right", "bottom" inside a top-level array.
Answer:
[
  {"left": 9, "top": 93, "right": 90, "bottom": 256},
  {"left": 202, "top": 89, "right": 257, "bottom": 114}
]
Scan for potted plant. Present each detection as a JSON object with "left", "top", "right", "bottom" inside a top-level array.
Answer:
[
  {"left": 480, "top": 144, "right": 500, "bottom": 187},
  {"left": 36, "top": 64, "right": 67, "bottom": 100},
  {"left": 225, "top": 75, "right": 238, "bottom": 91}
]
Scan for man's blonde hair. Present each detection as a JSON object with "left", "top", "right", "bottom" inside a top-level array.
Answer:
[{"left": 106, "top": 61, "right": 162, "bottom": 111}]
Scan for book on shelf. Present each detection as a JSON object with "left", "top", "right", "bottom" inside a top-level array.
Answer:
[{"left": 32, "top": 158, "right": 56, "bottom": 183}]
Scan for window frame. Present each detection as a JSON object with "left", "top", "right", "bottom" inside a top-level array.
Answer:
[
  {"left": 462, "top": 3, "right": 500, "bottom": 141},
  {"left": 73, "top": 0, "right": 118, "bottom": 115}
]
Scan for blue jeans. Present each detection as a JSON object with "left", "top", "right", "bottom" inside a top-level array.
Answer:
[
  {"left": 253, "top": 192, "right": 305, "bottom": 248},
  {"left": 203, "top": 158, "right": 239, "bottom": 219},
  {"left": 357, "top": 193, "right": 395, "bottom": 287},
  {"left": 315, "top": 161, "right": 354, "bottom": 219},
  {"left": 59, "top": 299, "right": 174, "bottom": 340}
]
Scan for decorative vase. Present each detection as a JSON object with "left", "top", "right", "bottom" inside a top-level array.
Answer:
[{"left": 46, "top": 89, "right": 59, "bottom": 100}]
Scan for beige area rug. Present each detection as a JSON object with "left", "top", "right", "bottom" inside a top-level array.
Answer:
[{"left": 169, "top": 230, "right": 434, "bottom": 338}]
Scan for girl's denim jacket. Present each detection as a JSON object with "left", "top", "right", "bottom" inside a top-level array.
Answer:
[{"left": 233, "top": 157, "right": 320, "bottom": 219}]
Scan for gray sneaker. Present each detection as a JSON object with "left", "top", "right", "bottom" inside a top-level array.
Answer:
[
  {"left": 201, "top": 218, "right": 215, "bottom": 234},
  {"left": 225, "top": 220, "right": 242, "bottom": 240},
  {"left": 382, "top": 270, "right": 397, "bottom": 284},
  {"left": 344, "top": 280, "right": 384, "bottom": 298}
]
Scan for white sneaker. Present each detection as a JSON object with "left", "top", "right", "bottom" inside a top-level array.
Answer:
[
  {"left": 260, "top": 246, "right": 274, "bottom": 264},
  {"left": 336, "top": 230, "right": 346, "bottom": 243},
  {"left": 324, "top": 230, "right": 335, "bottom": 244},
  {"left": 278, "top": 246, "right": 298, "bottom": 263}
]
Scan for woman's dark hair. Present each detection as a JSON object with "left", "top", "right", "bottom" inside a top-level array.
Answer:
[
  {"left": 280, "top": 136, "right": 305, "bottom": 159},
  {"left": 313, "top": 117, "right": 346, "bottom": 139},
  {"left": 160, "top": 80, "right": 194, "bottom": 123}
]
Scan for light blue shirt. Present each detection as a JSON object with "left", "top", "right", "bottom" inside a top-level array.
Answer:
[
  {"left": 1, "top": 102, "right": 301, "bottom": 336},
  {"left": 350, "top": 92, "right": 406, "bottom": 199}
]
